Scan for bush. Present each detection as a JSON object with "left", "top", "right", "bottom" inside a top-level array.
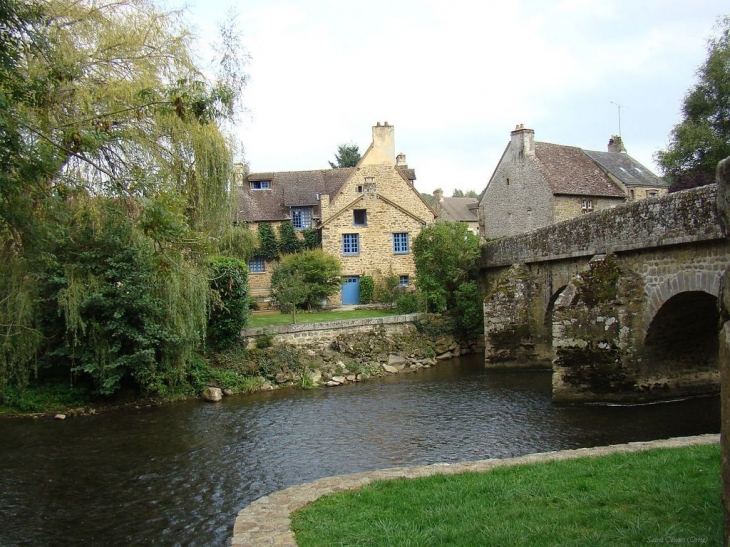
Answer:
[
  {"left": 395, "top": 289, "right": 426, "bottom": 314},
  {"left": 360, "top": 276, "right": 374, "bottom": 304},
  {"left": 207, "top": 256, "right": 250, "bottom": 350},
  {"left": 372, "top": 270, "right": 400, "bottom": 305},
  {"left": 453, "top": 281, "right": 484, "bottom": 339}
]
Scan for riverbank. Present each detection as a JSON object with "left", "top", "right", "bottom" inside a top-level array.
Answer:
[
  {"left": 0, "top": 313, "right": 481, "bottom": 417},
  {"left": 232, "top": 434, "right": 721, "bottom": 546}
]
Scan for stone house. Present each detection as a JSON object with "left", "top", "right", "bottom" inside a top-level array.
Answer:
[
  {"left": 431, "top": 189, "right": 480, "bottom": 234},
  {"left": 236, "top": 122, "right": 435, "bottom": 306},
  {"left": 479, "top": 125, "right": 668, "bottom": 239}
]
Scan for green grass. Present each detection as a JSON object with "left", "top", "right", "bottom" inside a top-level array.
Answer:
[
  {"left": 0, "top": 381, "right": 93, "bottom": 415},
  {"left": 292, "top": 443, "right": 722, "bottom": 547},
  {"left": 247, "top": 308, "right": 399, "bottom": 328}
]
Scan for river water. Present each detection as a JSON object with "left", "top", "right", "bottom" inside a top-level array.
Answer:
[{"left": 0, "top": 353, "right": 720, "bottom": 546}]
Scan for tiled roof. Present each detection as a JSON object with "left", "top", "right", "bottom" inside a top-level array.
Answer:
[
  {"left": 582, "top": 150, "right": 669, "bottom": 188},
  {"left": 533, "top": 142, "right": 625, "bottom": 198},
  {"left": 439, "top": 197, "right": 479, "bottom": 222},
  {"left": 236, "top": 168, "right": 353, "bottom": 222}
]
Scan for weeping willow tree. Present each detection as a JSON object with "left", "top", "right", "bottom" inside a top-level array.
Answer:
[{"left": 0, "top": 0, "right": 256, "bottom": 396}]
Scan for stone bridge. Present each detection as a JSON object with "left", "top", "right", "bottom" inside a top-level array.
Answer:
[{"left": 480, "top": 184, "right": 727, "bottom": 403}]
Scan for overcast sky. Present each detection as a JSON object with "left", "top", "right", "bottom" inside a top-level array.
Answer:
[{"left": 175, "top": 0, "right": 727, "bottom": 197}]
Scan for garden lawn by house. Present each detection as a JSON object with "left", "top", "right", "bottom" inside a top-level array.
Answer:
[
  {"left": 247, "top": 309, "right": 399, "bottom": 328},
  {"left": 291, "top": 443, "right": 721, "bottom": 547}
]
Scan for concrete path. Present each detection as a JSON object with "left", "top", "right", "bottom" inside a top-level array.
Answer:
[{"left": 231, "top": 434, "right": 720, "bottom": 546}]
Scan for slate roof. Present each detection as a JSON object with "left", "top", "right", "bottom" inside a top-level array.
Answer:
[
  {"left": 439, "top": 197, "right": 479, "bottom": 222},
  {"left": 582, "top": 150, "right": 669, "bottom": 188},
  {"left": 236, "top": 168, "right": 354, "bottom": 222},
  {"left": 237, "top": 165, "right": 417, "bottom": 223},
  {"left": 533, "top": 142, "right": 625, "bottom": 198}
]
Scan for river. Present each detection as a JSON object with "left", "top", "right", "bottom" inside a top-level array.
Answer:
[{"left": 0, "top": 353, "right": 720, "bottom": 546}]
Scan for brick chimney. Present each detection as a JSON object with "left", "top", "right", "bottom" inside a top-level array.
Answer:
[
  {"left": 607, "top": 135, "right": 627, "bottom": 153},
  {"left": 371, "top": 121, "right": 395, "bottom": 164},
  {"left": 510, "top": 124, "right": 535, "bottom": 159}
]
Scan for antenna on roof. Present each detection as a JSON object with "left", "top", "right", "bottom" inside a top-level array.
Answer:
[{"left": 610, "top": 101, "right": 627, "bottom": 137}]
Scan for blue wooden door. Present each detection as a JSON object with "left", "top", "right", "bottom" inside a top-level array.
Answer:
[{"left": 341, "top": 276, "right": 360, "bottom": 305}]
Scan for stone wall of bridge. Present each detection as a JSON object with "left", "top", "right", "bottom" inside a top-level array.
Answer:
[{"left": 481, "top": 184, "right": 727, "bottom": 403}]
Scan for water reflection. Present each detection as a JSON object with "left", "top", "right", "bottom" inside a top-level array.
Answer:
[{"left": 0, "top": 353, "right": 719, "bottom": 546}]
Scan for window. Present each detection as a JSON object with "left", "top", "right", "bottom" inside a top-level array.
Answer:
[
  {"left": 393, "top": 232, "right": 409, "bottom": 254},
  {"left": 581, "top": 199, "right": 593, "bottom": 214},
  {"left": 249, "top": 257, "right": 265, "bottom": 273},
  {"left": 356, "top": 185, "right": 363, "bottom": 193},
  {"left": 399, "top": 275, "right": 409, "bottom": 287},
  {"left": 342, "top": 233, "right": 359, "bottom": 255},
  {"left": 250, "top": 180, "right": 271, "bottom": 190},
  {"left": 647, "top": 190, "right": 658, "bottom": 198},
  {"left": 291, "top": 207, "right": 312, "bottom": 229},
  {"left": 353, "top": 209, "right": 367, "bottom": 226}
]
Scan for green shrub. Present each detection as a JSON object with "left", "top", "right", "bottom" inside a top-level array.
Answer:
[
  {"left": 453, "top": 281, "right": 484, "bottom": 339},
  {"left": 360, "top": 276, "right": 374, "bottom": 304},
  {"left": 395, "top": 289, "right": 426, "bottom": 314},
  {"left": 207, "top": 256, "right": 250, "bottom": 350}
]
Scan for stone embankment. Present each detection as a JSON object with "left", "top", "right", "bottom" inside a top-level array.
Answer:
[
  {"left": 231, "top": 434, "right": 719, "bottom": 546},
  {"left": 212, "top": 314, "right": 482, "bottom": 395}
]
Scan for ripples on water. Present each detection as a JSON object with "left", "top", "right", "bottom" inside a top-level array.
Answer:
[{"left": 0, "top": 354, "right": 720, "bottom": 546}]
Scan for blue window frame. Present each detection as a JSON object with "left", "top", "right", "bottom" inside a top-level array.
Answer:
[
  {"left": 399, "top": 275, "right": 409, "bottom": 287},
  {"left": 249, "top": 257, "right": 265, "bottom": 273},
  {"left": 250, "top": 180, "right": 271, "bottom": 190},
  {"left": 291, "top": 207, "right": 312, "bottom": 229},
  {"left": 342, "top": 233, "right": 359, "bottom": 255},
  {"left": 393, "top": 232, "right": 409, "bottom": 254}
]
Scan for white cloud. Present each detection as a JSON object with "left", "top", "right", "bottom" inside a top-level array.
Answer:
[{"left": 177, "top": 0, "right": 727, "bottom": 195}]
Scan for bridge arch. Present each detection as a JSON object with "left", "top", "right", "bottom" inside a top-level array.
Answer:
[
  {"left": 643, "top": 270, "right": 723, "bottom": 334},
  {"left": 644, "top": 290, "right": 719, "bottom": 369}
]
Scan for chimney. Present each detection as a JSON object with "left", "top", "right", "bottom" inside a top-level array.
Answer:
[
  {"left": 372, "top": 122, "right": 395, "bottom": 164},
  {"left": 510, "top": 124, "right": 535, "bottom": 159},
  {"left": 433, "top": 188, "right": 444, "bottom": 217},
  {"left": 396, "top": 153, "right": 407, "bottom": 166},
  {"left": 607, "top": 135, "right": 627, "bottom": 153}
]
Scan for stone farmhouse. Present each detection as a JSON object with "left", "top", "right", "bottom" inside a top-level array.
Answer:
[
  {"left": 431, "top": 189, "right": 479, "bottom": 234},
  {"left": 235, "top": 122, "right": 435, "bottom": 306},
  {"left": 479, "top": 125, "right": 669, "bottom": 239}
]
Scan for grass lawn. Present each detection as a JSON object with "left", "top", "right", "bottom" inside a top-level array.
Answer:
[
  {"left": 291, "top": 443, "right": 722, "bottom": 547},
  {"left": 247, "top": 308, "right": 400, "bottom": 328}
]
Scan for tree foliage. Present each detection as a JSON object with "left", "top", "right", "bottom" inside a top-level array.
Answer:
[
  {"left": 0, "top": 0, "right": 254, "bottom": 398},
  {"left": 452, "top": 189, "right": 479, "bottom": 198},
  {"left": 270, "top": 250, "right": 341, "bottom": 320},
  {"left": 413, "top": 222, "right": 480, "bottom": 312},
  {"left": 655, "top": 16, "right": 730, "bottom": 191},
  {"left": 328, "top": 142, "right": 361, "bottom": 168},
  {"left": 208, "top": 257, "right": 249, "bottom": 350}
]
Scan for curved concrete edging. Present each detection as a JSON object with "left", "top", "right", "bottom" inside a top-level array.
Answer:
[{"left": 231, "top": 434, "right": 720, "bottom": 546}]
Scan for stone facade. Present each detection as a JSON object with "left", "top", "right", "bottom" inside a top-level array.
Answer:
[
  {"left": 478, "top": 126, "right": 666, "bottom": 239},
  {"left": 238, "top": 123, "right": 434, "bottom": 305}
]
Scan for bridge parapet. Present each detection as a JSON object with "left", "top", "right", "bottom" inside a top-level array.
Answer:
[{"left": 482, "top": 184, "right": 720, "bottom": 268}]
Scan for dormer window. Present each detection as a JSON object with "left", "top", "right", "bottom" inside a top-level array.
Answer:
[
  {"left": 291, "top": 206, "right": 312, "bottom": 229},
  {"left": 581, "top": 199, "right": 593, "bottom": 214},
  {"left": 250, "top": 180, "right": 271, "bottom": 190}
]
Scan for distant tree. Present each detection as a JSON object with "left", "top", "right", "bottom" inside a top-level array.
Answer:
[
  {"left": 655, "top": 16, "right": 730, "bottom": 192},
  {"left": 452, "top": 189, "right": 479, "bottom": 198},
  {"left": 278, "top": 221, "right": 303, "bottom": 254},
  {"left": 420, "top": 193, "right": 435, "bottom": 205},
  {"left": 329, "top": 142, "right": 361, "bottom": 168}
]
